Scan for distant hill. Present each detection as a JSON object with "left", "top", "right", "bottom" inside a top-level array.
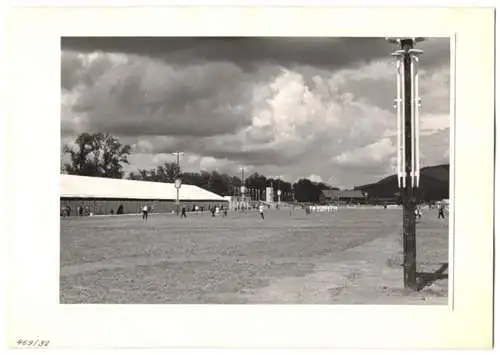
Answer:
[{"left": 355, "top": 164, "right": 449, "bottom": 202}]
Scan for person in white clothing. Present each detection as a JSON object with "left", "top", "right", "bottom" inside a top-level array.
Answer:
[
  {"left": 259, "top": 204, "right": 265, "bottom": 220},
  {"left": 142, "top": 205, "right": 149, "bottom": 220}
]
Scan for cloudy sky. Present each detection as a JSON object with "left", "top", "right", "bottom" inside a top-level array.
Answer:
[{"left": 61, "top": 37, "right": 450, "bottom": 188}]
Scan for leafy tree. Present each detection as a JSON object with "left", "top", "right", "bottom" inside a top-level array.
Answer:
[
  {"left": 181, "top": 172, "right": 204, "bottom": 187},
  {"left": 64, "top": 133, "right": 131, "bottom": 179},
  {"left": 128, "top": 171, "right": 141, "bottom": 181},
  {"left": 219, "top": 173, "right": 235, "bottom": 196},
  {"left": 128, "top": 163, "right": 180, "bottom": 183},
  {"left": 293, "top": 178, "right": 322, "bottom": 203},
  {"left": 246, "top": 172, "right": 267, "bottom": 191},
  {"left": 229, "top": 175, "right": 242, "bottom": 194},
  {"left": 156, "top": 162, "right": 181, "bottom": 182},
  {"left": 200, "top": 171, "right": 212, "bottom": 191},
  {"left": 137, "top": 169, "right": 152, "bottom": 181},
  {"left": 126, "top": 161, "right": 333, "bottom": 202},
  {"left": 215, "top": 171, "right": 237, "bottom": 196}
]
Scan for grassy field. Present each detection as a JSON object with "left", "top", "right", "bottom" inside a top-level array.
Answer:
[{"left": 60, "top": 207, "right": 449, "bottom": 304}]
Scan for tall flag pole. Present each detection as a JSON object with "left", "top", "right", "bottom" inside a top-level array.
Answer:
[{"left": 388, "top": 37, "right": 424, "bottom": 290}]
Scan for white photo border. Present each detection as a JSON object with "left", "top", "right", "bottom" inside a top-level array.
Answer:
[{"left": 5, "top": 6, "right": 494, "bottom": 349}]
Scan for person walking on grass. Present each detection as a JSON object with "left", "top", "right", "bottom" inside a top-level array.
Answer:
[
  {"left": 142, "top": 204, "right": 149, "bottom": 220},
  {"left": 259, "top": 204, "right": 265, "bottom": 220},
  {"left": 181, "top": 206, "right": 187, "bottom": 218},
  {"left": 62, "top": 205, "right": 71, "bottom": 218},
  {"left": 437, "top": 203, "right": 446, "bottom": 219},
  {"left": 305, "top": 205, "right": 311, "bottom": 215}
]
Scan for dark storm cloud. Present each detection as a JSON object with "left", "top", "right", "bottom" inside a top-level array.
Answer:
[
  {"left": 61, "top": 36, "right": 450, "bottom": 187},
  {"left": 61, "top": 37, "right": 449, "bottom": 71},
  {"left": 63, "top": 55, "right": 257, "bottom": 138}
]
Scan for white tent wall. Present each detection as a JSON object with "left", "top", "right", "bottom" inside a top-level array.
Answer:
[{"left": 60, "top": 174, "right": 228, "bottom": 216}]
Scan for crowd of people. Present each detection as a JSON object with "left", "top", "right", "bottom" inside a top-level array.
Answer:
[
  {"left": 61, "top": 203, "right": 126, "bottom": 218},
  {"left": 414, "top": 202, "right": 447, "bottom": 221},
  {"left": 140, "top": 203, "right": 229, "bottom": 220},
  {"left": 62, "top": 200, "right": 448, "bottom": 222},
  {"left": 60, "top": 204, "right": 91, "bottom": 218}
]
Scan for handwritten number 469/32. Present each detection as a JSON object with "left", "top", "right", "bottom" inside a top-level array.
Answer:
[{"left": 16, "top": 339, "right": 50, "bottom": 347}]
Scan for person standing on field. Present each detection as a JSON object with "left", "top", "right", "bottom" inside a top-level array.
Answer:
[
  {"left": 259, "top": 204, "right": 265, "bottom": 220},
  {"left": 142, "top": 205, "right": 149, "bottom": 220},
  {"left": 437, "top": 203, "right": 446, "bottom": 219}
]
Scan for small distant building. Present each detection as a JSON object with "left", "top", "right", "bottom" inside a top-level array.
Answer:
[
  {"left": 319, "top": 189, "right": 367, "bottom": 205},
  {"left": 319, "top": 189, "right": 339, "bottom": 204},
  {"left": 60, "top": 174, "right": 228, "bottom": 216}
]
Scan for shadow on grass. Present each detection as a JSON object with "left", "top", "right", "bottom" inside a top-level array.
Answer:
[{"left": 416, "top": 262, "right": 448, "bottom": 291}]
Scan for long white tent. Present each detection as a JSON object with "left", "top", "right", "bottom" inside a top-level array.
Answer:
[{"left": 60, "top": 174, "right": 226, "bottom": 201}]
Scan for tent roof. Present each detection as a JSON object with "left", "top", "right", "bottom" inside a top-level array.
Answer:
[{"left": 60, "top": 174, "right": 225, "bottom": 201}]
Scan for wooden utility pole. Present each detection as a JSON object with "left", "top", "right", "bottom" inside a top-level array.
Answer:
[
  {"left": 389, "top": 37, "right": 424, "bottom": 290},
  {"left": 401, "top": 39, "right": 417, "bottom": 290}
]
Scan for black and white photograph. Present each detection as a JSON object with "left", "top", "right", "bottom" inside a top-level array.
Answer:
[
  {"left": 60, "top": 36, "right": 451, "bottom": 304},
  {"left": 5, "top": 6, "right": 494, "bottom": 350}
]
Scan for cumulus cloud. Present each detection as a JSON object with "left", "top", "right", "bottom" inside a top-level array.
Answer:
[
  {"left": 307, "top": 174, "right": 323, "bottom": 183},
  {"left": 61, "top": 37, "right": 450, "bottom": 187},
  {"left": 333, "top": 138, "right": 396, "bottom": 168}
]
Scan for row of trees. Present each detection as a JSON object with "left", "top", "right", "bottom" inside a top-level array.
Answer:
[{"left": 62, "top": 133, "right": 337, "bottom": 202}]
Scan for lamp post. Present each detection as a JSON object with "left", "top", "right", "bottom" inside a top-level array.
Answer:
[
  {"left": 172, "top": 151, "right": 183, "bottom": 216},
  {"left": 388, "top": 37, "right": 424, "bottom": 290},
  {"left": 175, "top": 177, "right": 182, "bottom": 216}
]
